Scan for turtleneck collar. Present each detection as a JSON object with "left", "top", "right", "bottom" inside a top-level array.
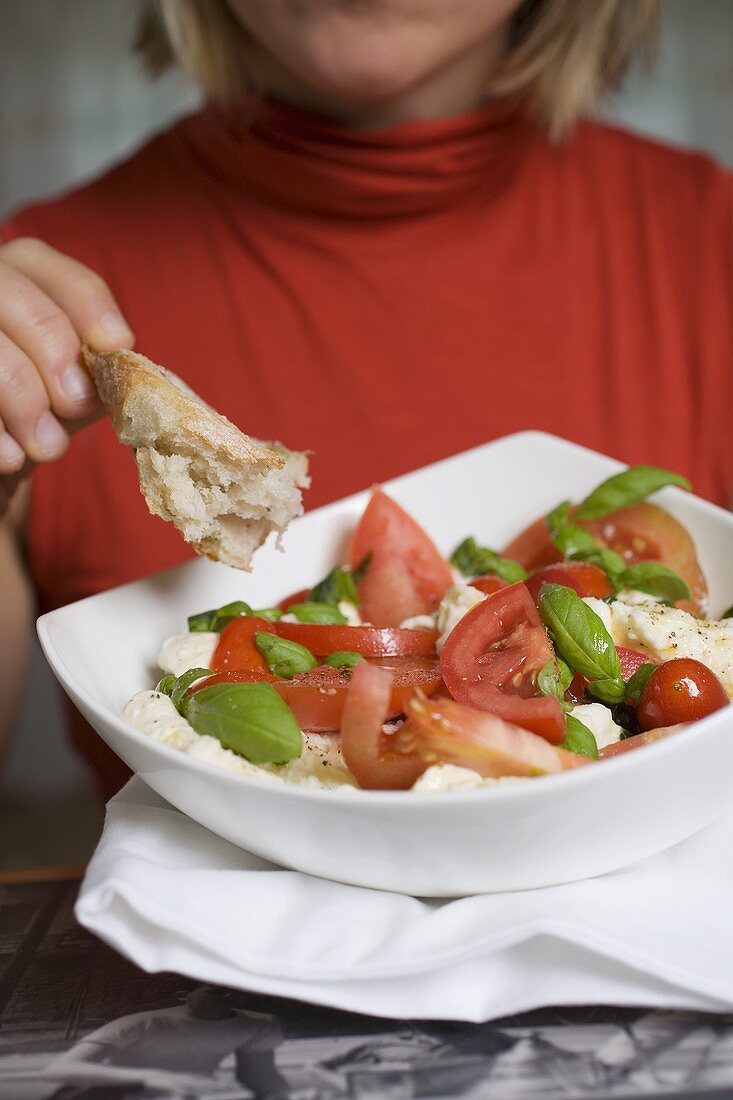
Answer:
[{"left": 182, "top": 94, "right": 533, "bottom": 221}]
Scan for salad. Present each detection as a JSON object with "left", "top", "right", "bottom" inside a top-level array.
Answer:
[{"left": 124, "top": 465, "right": 733, "bottom": 793}]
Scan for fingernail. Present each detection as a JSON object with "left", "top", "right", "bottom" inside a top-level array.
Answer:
[
  {"left": 35, "top": 412, "right": 68, "bottom": 458},
  {"left": 0, "top": 433, "right": 24, "bottom": 468},
  {"left": 61, "top": 362, "right": 96, "bottom": 402},
  {"left": 97, "top": 310, "right": 133, "bottom": 340}
]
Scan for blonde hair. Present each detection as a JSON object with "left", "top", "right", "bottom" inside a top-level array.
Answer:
[{"left": 137, "top": 0, "right": 658, "bottom": 140}]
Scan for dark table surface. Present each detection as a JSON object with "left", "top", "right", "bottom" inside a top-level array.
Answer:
[{"left": 1, "top": 866, "right": 732, "bottom": 1100}]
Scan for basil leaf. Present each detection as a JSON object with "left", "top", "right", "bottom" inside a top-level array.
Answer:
[
  {"left": 155, "top": 674, "right": 176, "bottom": 696},
  {"left": 586, "top": 677, "right": 627, "bottom": 705},
  {"left": 560, "top": 715, "right": 598, "bottom": 760},
  {"left": 449, "top": 537, "right": 527, "bottom": 583},
  {"left": 575, "top": 466, "right": 692, "bottom": 522},
  {"left": 625, "top": 662, "right": 657, "bottom": 705},
  {"left": 250, "top": 607, "right": 283, "bottom": 623},
  {"left": 572, "top": 546, "right": 626, "bottom": 586},
  {"left": 538, "top": 583, "right": 622, "bottom": 686},
  {"left": 552, "top": 524, "right": 597, "bottom": 559},
  {"left": 537, "top": 658, "right": 573, "bottom": 712},
  {"left": 619, "top": 563, "right": 691, "bottom": 606},
  {"left": 170, "top": 667, "right": 214, "bottom": 710},
  {"left": 310, "top": 560, "right": 369, "bottom": 607},
  {"left": 324, "top": 651, "right": 365, "bottom": 670},
  {"left": 287, "top": 602, "right": 347, "bottom": 625},
  {"left": 188, "top": 600, "right": 252, "bottom": 633},
  {"left": 546, "top": 501, "right": 571, "bottom": 535},
  {"left": 722, "top": 605, "right": 733, "bottom": 620},
  {"left": 183, "top": 682, "right": 302, "bottom": 764},
  {"left": 255, "top": 633, "right": 316, "bottom": 679}
]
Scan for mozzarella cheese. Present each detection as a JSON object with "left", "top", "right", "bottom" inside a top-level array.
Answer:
[
  {"left": 413, "top": 765, "right": 526, "bottom": 792},
  {"left": 399, "top": 614, "right": 437, "bottom": 631},
  {"left": 436, "top": 583, "right": 486, "bottom": 652},
  {"left": 568, "top": 702, "right": 624, "bottom": 750},
  {"left": 158, "top": 632, "right": 218, "bottom": 677},
  {"left": 585, "top": 597, "right": 733, "bottom": 700},
  {"left": 123, "top": 690, "right": 357, "bottom": 789}
]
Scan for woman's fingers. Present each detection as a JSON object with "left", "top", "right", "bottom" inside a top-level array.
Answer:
[
  {"left": 0, "top": 237, "right": 134, "bottom": 352},
  {"left": 0, "top": 328, "right": 70, "bottom": 465}
]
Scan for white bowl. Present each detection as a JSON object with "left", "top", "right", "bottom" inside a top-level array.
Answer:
[{"left": 38, "top": 432, "right": 733, "bottom": 896}]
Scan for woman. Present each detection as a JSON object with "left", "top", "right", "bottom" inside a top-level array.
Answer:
[{"left": 0, "top": 0, "right": 730, "bottom": 795}]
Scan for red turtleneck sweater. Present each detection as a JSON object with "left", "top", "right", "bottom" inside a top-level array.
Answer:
[{"left": 2, "top": 99, "right": 731, "bottom": 795}]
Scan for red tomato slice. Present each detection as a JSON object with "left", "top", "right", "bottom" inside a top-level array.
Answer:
[
  {"left": 401, "top": 694, "right": 588, "bottom": 777},
  {"left": 505, "top": 503, "right": 707, "bottom": 615},
  {"left": 196, "top": 658, "right": 441, "bottom": 733},
  {"left": 439, "top": 582, "right": 566, "bottom": 743},
  {"left": 278, "top": 588, "right": 310, "bottom": 612},
  {"left": 583, "top": 502, "right": 707, "bottom": 615},
  {"left": 348, "top": 487, "right": 453, "bottom": 627},
  {"left": 525, "top": 561, "right": 613, "bottom": 602},
  {"left": 276, "top": 621, "right": 438, "bottom": 658},
  {"left": 340, "top": 662, "right": 426, "bottom": 789},
  {"left": 469, "top": 574, "right": 510, "bottom": 596},
  {"left": 600, "top": 724, "right": 687, "bottom": 758},
  {"left": 212, "top": 616, "right": 278, "bottom": 674},
  {"left": 617, "top": 646, "right": 658, "bottom": 681}
]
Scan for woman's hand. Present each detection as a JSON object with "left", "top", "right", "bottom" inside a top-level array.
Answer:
[{"left": 0, "top": 237, "right": 134, "bottom": 514}]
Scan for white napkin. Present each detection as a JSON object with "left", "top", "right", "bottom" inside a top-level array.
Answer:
[{"left": 76, "top": 777, "right": 733, "bottom": 1023}]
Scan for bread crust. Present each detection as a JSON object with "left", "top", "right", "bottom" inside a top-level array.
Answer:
[{"left": 82, "top": 346, "right": 307, "bottom": 570}]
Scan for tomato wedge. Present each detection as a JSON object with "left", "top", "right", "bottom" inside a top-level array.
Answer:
[
  {"left": 340, "top": 662, "right": 426, "bottom": 789},
  {"left": 276, "top": 621, "right": 438, "bottom": 658},
  {"left": 617, "top": 646, "right": 658, "bottom": 681},
  {"left": 525, "top": 561, "right": 612, "bottom": 602},
  {"left": 349, "top": 487, "right": 453, "bottom": 627},
  {"left": 469, "top": 574, "right": 510, "bottom": 596},
  {"left": 439, "top": 582, "right": 566, "bottom": 743},
  {"left": 502, "top": 517, "right": 560, "bottom": 572},
  {"left": 600, "top": 724, "right": 687, "bottom": 758},
  {"left": 212, "top": 616, "right": 278, "bottom": 674},
  {"left": 401, "top": 694, "right": 588, "bottom": 777},
  {"left": 195, "top": 658, "right": 441, "bottom": 733}
]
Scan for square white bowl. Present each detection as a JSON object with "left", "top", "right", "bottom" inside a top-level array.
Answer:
[{"left": 38, "top": 432, "right": 733, "bottom": 895}]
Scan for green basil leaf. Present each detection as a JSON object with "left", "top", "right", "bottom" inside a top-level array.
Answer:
[
  {"left": 310, "top": 562, "right": 366, "bottom": 607},
  {"left": 324, "top": 651, "right": 365, "bottom": 670},
  {"left": 575, "top": 466, "right": 692, "bottom": 522},
  {"left": 255, "top": 633, "right": 317, "bottom": 680},
  {"left": 552, "top": 524, "right": 597, "bottom": 559},
  {"left": 571, "top": 545, "right": 626, "bottom": 585},
  {"left": 184, "top": 682, "right": 302, "bottom": 764},
  {"left": 287, "top": 602, "right": 347, "bottom": 625},
  {"left": 619, "top": 563, "right": 691, "bottom": 606},
  {"left": 449, "top": 537, "right": 527, "bottom": 583},
  {"left": 722, "top": 605, "right": 733, "bottom": 620},
  {"left": 250, "top": 607, "right": 283, "bottom": 623},
  {"left": 586, "top": 677, "right": 627, "bottom": 705},
  {"left": 155, "top": 674, "right": 176, "bottom": 696},
  {"left": 538, "top": 583, "right": 622, "bottom": 685},
  {"left": 170, "top": 667, "right": 214, "bottom": 710},
  {"left": 546, "top": 500, "right": 571, "bottom": 535},
  {"left": 187, "top": 601, "right": 252, "bottom": 633},
  {"left": 537, "top": 658, "right": 572, "bottom": 712},
  {"left": 560, "top": 715, "right": 599, "bottom": 760},
  {"left": 625, "top": 662, "right": 657, "bottom": 705}
]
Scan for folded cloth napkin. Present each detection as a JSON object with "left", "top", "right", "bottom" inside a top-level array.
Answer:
[{"left": 76, "top": 777, "right": 733, "bottom": 1023}]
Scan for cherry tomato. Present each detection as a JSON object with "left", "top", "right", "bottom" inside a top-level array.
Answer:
[
  {"left": 525, "top": 561, "right": 613, "bottom": 602},
  {"left": 469, "top": 574, "right": 509, "bottom": 596},
  {"left": 600, "top": 724, "right": 687, "bottom": 758},
  {"left": 401, "top": 693, "right": 588, "bottom": 778},
  {"left": 637, "top": 658, "right": 728, "bottom": 730},
  {"left": 439, "top": 582, "right": 566, "bottom": 743},
  {"left": 504, "top": 503, "right": 707, "bottom": 615},
  {"left": 348, "top": 487, "right": 453, "bottom": 627},
  {"left": 276, "top": 621, "right": 438, "bottom": 658},
  {"left": 212, "top": 616, "right": 278, "bottom": 674},
  {"left": 340, "top": 662, "right": 425, "bottom": 790},
  {"left": 278, "top": 588, "right": 310, "bottom": 612},
  {"left": 195, "top": 658, "right": 441, "bottom": 733}
]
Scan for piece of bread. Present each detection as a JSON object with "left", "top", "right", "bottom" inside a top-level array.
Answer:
[{"left": 82, "top": 347, "right": 309, "bottom": 570}]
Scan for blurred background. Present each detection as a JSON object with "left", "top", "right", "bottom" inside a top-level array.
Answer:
[{"left": 1, "top": 0, "right": 732, "bottom": 870}]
